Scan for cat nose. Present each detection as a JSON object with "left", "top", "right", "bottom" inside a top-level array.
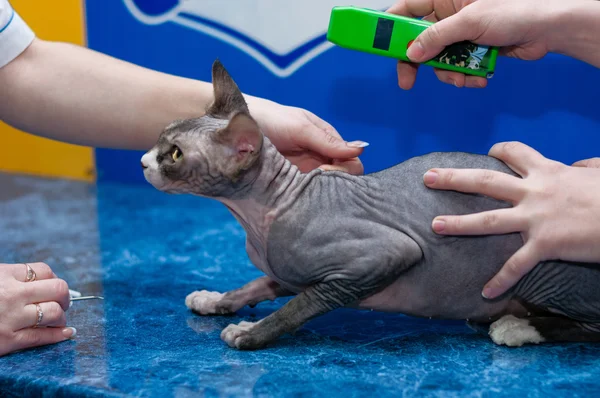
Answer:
[{"left": 140, "top": 153, "right": 151, "bottom": 169}]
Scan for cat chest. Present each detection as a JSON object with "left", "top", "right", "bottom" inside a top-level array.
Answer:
[{"left": 245, "top": 238, "right": 304, "bottom": 294}]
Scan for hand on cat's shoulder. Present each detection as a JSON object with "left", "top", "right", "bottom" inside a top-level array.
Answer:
[{"left": 245, "top": 97, "right": 366, "bottom": 175}]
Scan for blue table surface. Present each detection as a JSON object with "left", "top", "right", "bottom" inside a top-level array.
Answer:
[{"left": 1, "top": 172, "right": 599, "bottom": 398}]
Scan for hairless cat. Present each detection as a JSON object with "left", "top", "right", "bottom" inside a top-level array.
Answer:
[{"left": 141, "top": 60, "right": 600, "bottom": 350}]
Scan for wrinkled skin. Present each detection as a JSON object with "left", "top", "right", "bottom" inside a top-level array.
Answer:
[{"left": 142, "top": 60, "right": 600, "bottom": 350}]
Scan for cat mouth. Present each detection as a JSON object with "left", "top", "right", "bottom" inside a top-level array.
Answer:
[{"left": 143, "top": 172, "right": 169, "bottom": 191}]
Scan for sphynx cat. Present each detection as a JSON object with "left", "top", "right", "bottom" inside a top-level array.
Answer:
[{"left": 141, "top": 60, "right": 600, "bottom": 350}]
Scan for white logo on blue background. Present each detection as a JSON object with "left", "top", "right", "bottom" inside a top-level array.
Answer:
[{"left": 124, "top": 0, "right": 391, "bottom": 77}]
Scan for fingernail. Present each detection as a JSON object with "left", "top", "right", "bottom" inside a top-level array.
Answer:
[
  {"left": 482, "top": 287, "right": 494, "bottom": 299},
  {"left": 423, "top": 170, "right": 438, "bottom": 185},
  {"left": 62, "top": 327, "right": 77, "bottom": 339},
  {"left": 432, "top": 218, "right": 446, "bottom": 233},
  {"left": 347, "top": 141, "right": 370, "bottom": 148},
  {"left": 406, "top": 41, "right": 425, "bottom": 61}
]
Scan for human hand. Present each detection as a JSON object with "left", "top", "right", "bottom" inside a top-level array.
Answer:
[
  {"left": 422, "top": 142, "right": 600, "bottom": 299},
  {"left": 246, "top": 97, "right": 366, "bottom": 175},
  {"left": 0, "top": 262, "right": 76, "bottom": 357},
  {"left": 386, "top": 0, "right": 565, "bottom": 89}
]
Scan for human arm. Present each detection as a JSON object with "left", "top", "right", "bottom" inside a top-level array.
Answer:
[
  {"left": 422, "top": 142, "right": 600, "bottom": 299},
  {"left": 386, "top": 0, "right": 600, "bottom": 89},
  {"left": 0, "top": 38, "right": 365, "bottom": 174}
]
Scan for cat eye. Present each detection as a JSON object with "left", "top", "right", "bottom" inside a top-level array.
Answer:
[{"left": 171, "top": 146, "right": 183, "bottom": 162}]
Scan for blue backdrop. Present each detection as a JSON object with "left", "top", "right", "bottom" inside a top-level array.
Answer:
[{"left": 85, "top": 1, "right": 600, "bottom": 184}]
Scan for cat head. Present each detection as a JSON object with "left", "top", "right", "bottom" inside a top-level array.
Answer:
[{"left": 141, "top": 59, "right": 264, "bottom": 197}]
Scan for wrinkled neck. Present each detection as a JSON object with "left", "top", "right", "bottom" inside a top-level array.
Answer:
[
  {"left": 217, "top": 137, "right": 310, "bottom": 249},
  {"left": 221, "top": 137, "right": 305, "bottom": 204}
]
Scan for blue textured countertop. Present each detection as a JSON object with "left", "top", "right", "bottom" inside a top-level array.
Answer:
[{"left": 1, "top": 172, "right": 599, "bottom": 397}]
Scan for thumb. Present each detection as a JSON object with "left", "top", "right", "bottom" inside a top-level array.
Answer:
[
  {"left": 572, "top": 158, "right": 600, "bottom": 168},
  {"left": 407, "top": 12, "right": 481, "bottom": 63}
]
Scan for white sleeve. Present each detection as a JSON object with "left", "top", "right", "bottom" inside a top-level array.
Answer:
[{"left": 0, "top": 0, "right": 35, "bottom": 69}]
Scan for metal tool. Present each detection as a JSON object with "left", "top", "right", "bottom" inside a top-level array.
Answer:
[{"left": 70, "top": 296, "right": 104, "bottom": 301}]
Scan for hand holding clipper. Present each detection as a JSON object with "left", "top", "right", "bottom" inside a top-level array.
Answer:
[
  {"left": 383, "top": 0, "right": 581, "bottom": 89},
  {"left": 327, "top": 6, "right": 499, "bottom": 81}
]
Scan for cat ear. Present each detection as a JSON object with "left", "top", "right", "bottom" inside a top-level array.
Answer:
[
  {"left": 215, "top": 111, "right": 263, "bottom": 177},
  {"left": 206, "top": 59, "right": 249, "bottom": 118}
]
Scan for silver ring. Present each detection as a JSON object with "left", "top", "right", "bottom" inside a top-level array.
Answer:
[
  {"left": 34, "top": 303, "right": 43, "bottom": 328},
  {"left": 24, "top": 263, "right": 36, "bottom": 282}
]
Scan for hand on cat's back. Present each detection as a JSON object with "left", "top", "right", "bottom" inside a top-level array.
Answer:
[
  {"left": 246, "top": 97, "right": 367, "bottom": 175},
  {"left": 422, "top": 141, "right": 600, "bottom": 300}
]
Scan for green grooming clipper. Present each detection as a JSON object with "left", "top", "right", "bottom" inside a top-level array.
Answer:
[{"left": 327, "top": 6, "right": 499, "bottom": 78}]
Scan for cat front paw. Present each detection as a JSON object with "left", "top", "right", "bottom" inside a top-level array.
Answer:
[
  {"left": 185, "top": 290, "right": 234, "bottom": 315},
  {"left": 220, "top": 321, "right": 265, "bottom": 350}
]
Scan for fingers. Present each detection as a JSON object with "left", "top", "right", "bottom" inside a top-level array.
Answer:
[
  {"left": 406, "top": 12, "right": 481, "bottom": 63},
  {"left": 433, "top": 69, "right": 488, "bottom": 88},
  {"left": 319, "top": 157, "right": 364, "bottom": 175},
  {"left": 10, "top": 327, "right": 76, "bottom": 354},
  {"left": 431, "top": 208, "right": 525, "bottom": 236},
  {"left": 386, "top": 0, "right": 433, "bottom": 17},
  {"left": 22, "top": 278, "right": 71, "bottom": 311},
  {"left": 387, "top": 0, "right": 453, "bottom": 19},
  {"left": 572, "top": 158, "right": 600, "bottom": 168},
  {"left": 387, "top": 1, "right": 428, "bottom": 91},
  {"left": 9, "top": 262, "right": 55, "bottom": 282},
  {"left": 464, "top": 76, "right": 488, "bottom": 89},
  {"left": 434, "top": 69, "right": 465, "bottom": 87},
  {"left": 423, "top": 167, "right": 526, "bottom": 203},
  {"left": 396, "top": 61, "right": 419, "bottom": 90},
  {"left": 397, "top": 55, "right": 489, "bottom": 91},
  {"left": 487, "top": 141, "right": 548, "bottom": 177},
  {"left": 335, "top": 158, "right": 365, "bottom": 175},
  {"left": 482, "top": 243, "right": 540, "bottom": 299},
  {"left": 389, "top": 2, "right": 489, "bottom": 89},
  {"left": 16, "top": 302, "right": 67, "bottom": 330}
]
